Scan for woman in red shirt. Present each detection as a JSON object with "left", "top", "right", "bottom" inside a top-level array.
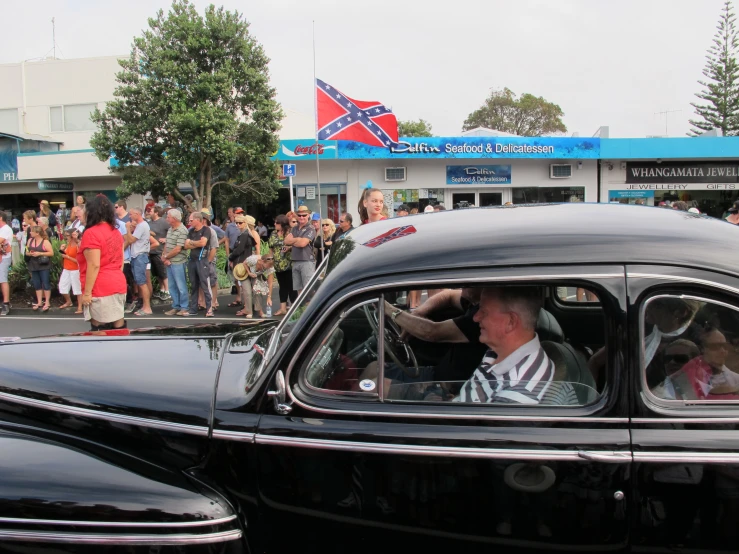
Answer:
[{"left": 77, "top": 195, "right": 127, "bottom": 331}]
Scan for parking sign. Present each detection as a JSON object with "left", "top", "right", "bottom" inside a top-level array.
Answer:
[{"left": 283, "top": 164, "right": 296, "bottom": 177}]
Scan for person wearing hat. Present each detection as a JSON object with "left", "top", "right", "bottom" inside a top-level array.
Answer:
[
  {"left": 423, "top": 205, "right": 435, "bottom": 214},
  {"left": 727, "top": 200, "right": 739, "bottom": 225},
  {"left": 284, "top": 205, "right": 316, "bottom": 295},
  {"left": 162, "top": 209, "right": 189, "bottom": 316},
  {"left": 183, "top": 211, "right": 214, "bottom": 317},
  {"left": 396, "top": 204, "right": 410, "bottom": 217}
]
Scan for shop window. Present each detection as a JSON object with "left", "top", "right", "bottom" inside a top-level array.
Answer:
[
  {"left": 644, "top": 295, "right": 739, "bottom": 403},
  {"left": 512, "top": 187, "right": 584, "bottom": 204}
]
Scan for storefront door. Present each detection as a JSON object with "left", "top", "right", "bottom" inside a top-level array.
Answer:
[{"left": 450, "top": 189, "right": 509, "bottom": 209}]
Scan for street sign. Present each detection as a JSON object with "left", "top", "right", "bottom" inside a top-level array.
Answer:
[{"left": 283, "top": 164, "right": 296, "bottom": 177}]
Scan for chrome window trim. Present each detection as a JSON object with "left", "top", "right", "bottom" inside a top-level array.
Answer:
[
  {"left": 286, "top": 270, "right": 625, "bottom": 422},
  {"left": 633, "top": 416, "right": 739, "bottom": 423},
  {"left": 635, "top": 452, "right": 739, "bottom": 464},
  {"left": 639, "top": 293, "right": 739, "bottom": 411},
  {"left": 0, "top": 528, "right": 242, "bottom": 545},
  {"left": 0, "top": 391, "right": 209, "bottom": 437},
  {"left": 212, "top": 429, "right": 256, "bottom": 442},
  {"left": 255, "top": 434, "right": 630, "bottom": 461},
  {"left": 628, "top": 272, "right": 739, "bottom": 297},
  {"left": 301, "top": 297, "right": 381, "bottom": 399},
  {"left": 0, "top": 515, "right": 237, "bottom": 528}
]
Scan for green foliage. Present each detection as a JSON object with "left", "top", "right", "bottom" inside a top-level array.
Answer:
[
  {"left": 10, "top": 238, "right": 64, "bottom": 294},
  {"left": 398, "top": 119, "right": 434, "bottom": 137},
  {"left": 91, "top": 0, "right": 283, "bottom": 210},
  {"left": 462, "top": 88, "right": 567, "bottom": 136},
  {"left": 690, "top": 1, "right": 739, "bottom": 136}
]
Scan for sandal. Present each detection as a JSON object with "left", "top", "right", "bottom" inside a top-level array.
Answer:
[
  {"left": 205, "top": 309, "right": 214, "bottom": 317},
  {"left": 235, "top": 310, "right": 248, "bottom": 316},
  {"left": 59, "top": 302, "right": 72, "bottom": 309},
  {"left": 134, "top": 310, "right": 153, "bottom": 316},
  {"left": 228, "top": 300, "right": 242, "bottom": 307},
  {"left": 74, "top": 310, "right": 83, "bottom": 314},
  {"left": 41, "top": 304, "right": 50, "bottom": 312},
  {"left": 32, "top": 303, "right": 40, "bottom": 311}
]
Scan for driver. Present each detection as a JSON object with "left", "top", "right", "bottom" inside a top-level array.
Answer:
[{"left": 384, "top": 287, "right": 487, "bottom": 384}]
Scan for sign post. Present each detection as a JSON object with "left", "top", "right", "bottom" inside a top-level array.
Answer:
[{"left": 283, "top": 164, "right": 296, "bottom": 212}]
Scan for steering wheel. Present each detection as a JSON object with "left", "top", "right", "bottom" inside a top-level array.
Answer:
[{"left": 363, "top": 304, "right": 419, "bottom": 378}]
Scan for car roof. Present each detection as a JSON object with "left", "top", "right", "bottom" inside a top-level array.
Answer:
[{"left": 330, "top": 203, "right": 739, "bottom": 281}]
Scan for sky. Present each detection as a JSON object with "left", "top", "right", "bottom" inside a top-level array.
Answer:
[{"left": 1, "top": 0, "right": 728, "bottom": 138}]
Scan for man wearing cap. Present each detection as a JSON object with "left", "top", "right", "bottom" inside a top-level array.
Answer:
[
  {"left": 199, "top": 207, "right": 221, "bottom": 311},
  {"left": 145, "top": 205, "right": 169, "bottom": 301},
  {"left": 396, "top": 204, "right": 410, "bottom": 217},
  {"left": 284, "top": 205, "right": 316, "bottom": 295},
  {"left": 162, "top": 209, "right": 189, "bottom": 316},
  {"left": 124, "top": 207, "right": 153, "bottom": 316}
]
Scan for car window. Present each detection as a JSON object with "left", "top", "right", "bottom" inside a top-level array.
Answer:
[
  {"left": 301, "top": 283, "right": 608, "bottom": 409},
  {"left": 303, "top": 298, "right": 382, "bottom": 397},
  {"left": 555, "top": 286, "right": 600, "bottom": 304},
  {"left": 644, "top": 294, "right": 739, "bottom": 403}
]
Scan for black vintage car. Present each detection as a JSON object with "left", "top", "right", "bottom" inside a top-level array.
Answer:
[{"left": 3, "top": 203, "right": 739, "bottom": 553}]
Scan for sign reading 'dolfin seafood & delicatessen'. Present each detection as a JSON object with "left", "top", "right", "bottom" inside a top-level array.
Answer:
[{"left": 626, "top": 162, "right": 739, "bottom": 184}]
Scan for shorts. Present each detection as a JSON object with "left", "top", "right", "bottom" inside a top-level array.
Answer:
[
  {"left": 30, "top": 269, "right": 51, "bottom": 291},
  {"left": 59, "top": 269, "right": 82, "bottom": 295},
  {"left": 292, "top": 261, "right": 315, "bottom": 291},
  {"left": 83, "top": 293, "right": 126, "bottom": 323},
  {"left": 0, "top": 257, "right": 10, "bottom": 283},
  {"left": 149, "top": 252, "right": 167, "bottom": 281},
  {"left": 209, "top": 261, "right": 217, "bottom": 285},
  {"left": 131, "top": 254, "right": 149, "bottom": 286}
]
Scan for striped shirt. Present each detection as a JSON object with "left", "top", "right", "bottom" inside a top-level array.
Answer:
[{"left": 454, "top": 334, "right": 555, "bottom": 404}]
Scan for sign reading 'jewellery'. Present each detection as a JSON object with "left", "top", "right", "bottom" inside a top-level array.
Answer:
[
  {"left": 626, "top": 162, "right": 739, "bottom": 183},
  {"left": 446, "top": 165, "right": 512, "bottom": 185}
]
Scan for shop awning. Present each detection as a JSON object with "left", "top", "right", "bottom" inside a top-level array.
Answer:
[{"left": 0, "top": 131, "right": 63, "bottom": 143}]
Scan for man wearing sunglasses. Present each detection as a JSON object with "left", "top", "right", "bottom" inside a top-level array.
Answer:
[
  {"left": 283, "top": 205, "right": 316, "bottom": 295},
  {"left": 331, "top": 213, "right": 354, "bottom": 243}
]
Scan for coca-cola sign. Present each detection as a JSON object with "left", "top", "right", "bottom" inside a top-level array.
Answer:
[{"left": 278, "top": 140, "right": 337, "bottom": 160}]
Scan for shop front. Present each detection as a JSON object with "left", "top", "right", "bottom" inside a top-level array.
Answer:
[{"left": 606, "top": 161, "right": 739, "bottom": 218}]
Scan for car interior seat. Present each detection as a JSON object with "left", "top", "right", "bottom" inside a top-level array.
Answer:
[
  {"left": 540, "top": 340, "right": 598, "bottom": 404},
  {"left": 537, "top": 309, "right": 564, "bottom": 343}
]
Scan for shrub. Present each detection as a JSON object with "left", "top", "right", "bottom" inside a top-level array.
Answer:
[{"left": 9, "top": 238, "right": 64, "bottom": 294}]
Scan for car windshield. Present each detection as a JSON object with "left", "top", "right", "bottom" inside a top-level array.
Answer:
[{"left": 265, "top": 255, "right": 330, "bottom": 361}]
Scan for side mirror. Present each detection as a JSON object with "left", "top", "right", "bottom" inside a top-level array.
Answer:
[{"left": 267, "top": 370, "right": 292, "bottom": 415}]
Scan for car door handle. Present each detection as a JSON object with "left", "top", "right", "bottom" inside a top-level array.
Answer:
[{"left": 578, "top": 451, "right": 632, "bottom": 463}]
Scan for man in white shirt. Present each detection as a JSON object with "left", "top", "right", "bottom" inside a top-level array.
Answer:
[
  {"left": 124, "top": 208, "right": 153, "bottom": 316},
  {"left": 0, "top": 212, "right": 13, "bottom": 315}
]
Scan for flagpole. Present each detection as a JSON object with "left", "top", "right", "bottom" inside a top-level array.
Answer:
[{"left": 313, "top": 20, "right": 325, "bottom": 254}]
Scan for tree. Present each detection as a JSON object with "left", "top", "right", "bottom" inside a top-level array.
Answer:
[
  {"left": 462, "top": 88, "right": 566, "bottom": 136},
  {"left": 398, "top": 119, "right": 434, "bottom": 137},
  {"left": 91, "top": 0, "right": 283, "bottom": 210},
  {"left": 689, "top": 1, "right": 739, "bottom": 136}
]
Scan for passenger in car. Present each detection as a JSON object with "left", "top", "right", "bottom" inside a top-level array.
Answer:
[
  {"left": 452, "top": 286, "right": 555, "bottom": 404},
  {"left": 655, "top": 326, "right": 739, "bottom": 400}
]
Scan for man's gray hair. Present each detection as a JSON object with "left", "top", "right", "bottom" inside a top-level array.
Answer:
[
  {"left": 483, "top": 286, "right": 543, "bottom": 331},
  {"left": 167, "top": 209, "right": 182, "bottom": 221},
  {"left": 190, "top": 212, "right": 203, "bottom": 222},
  {"left": 129, "top": 207, "right": 142, "bottom": 216},
  {"left": 38, "top": 216, "right": 49, "bottom": 226}
]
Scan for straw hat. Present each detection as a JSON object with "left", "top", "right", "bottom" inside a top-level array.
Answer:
[{"left": 232, "top": 262, "right": 248, "bottom": 281}]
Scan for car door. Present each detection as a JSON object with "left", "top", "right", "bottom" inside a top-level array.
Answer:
[
  {"left": 255, "top": 266, "right": 632, "bottom": 553},
  {"left": 628, "top": 265, "right": 739, "bottom": 552}
]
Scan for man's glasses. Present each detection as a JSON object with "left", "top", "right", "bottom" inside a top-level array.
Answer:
[{"left": 297, "top": 214, "right": 309, "bottom": 218}]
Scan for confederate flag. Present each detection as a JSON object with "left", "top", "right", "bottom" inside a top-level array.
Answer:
[{"left": 316, "top": 79, "right": 399, "bottom": 149}]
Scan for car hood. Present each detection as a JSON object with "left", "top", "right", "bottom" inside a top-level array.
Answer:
[{"left": 0, "top": 321, "right": 278, "bottom": 435}]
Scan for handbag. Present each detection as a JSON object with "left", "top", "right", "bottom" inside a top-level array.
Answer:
[{"left": 38, "top": 255, "right": 50, "bottom": 265}]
